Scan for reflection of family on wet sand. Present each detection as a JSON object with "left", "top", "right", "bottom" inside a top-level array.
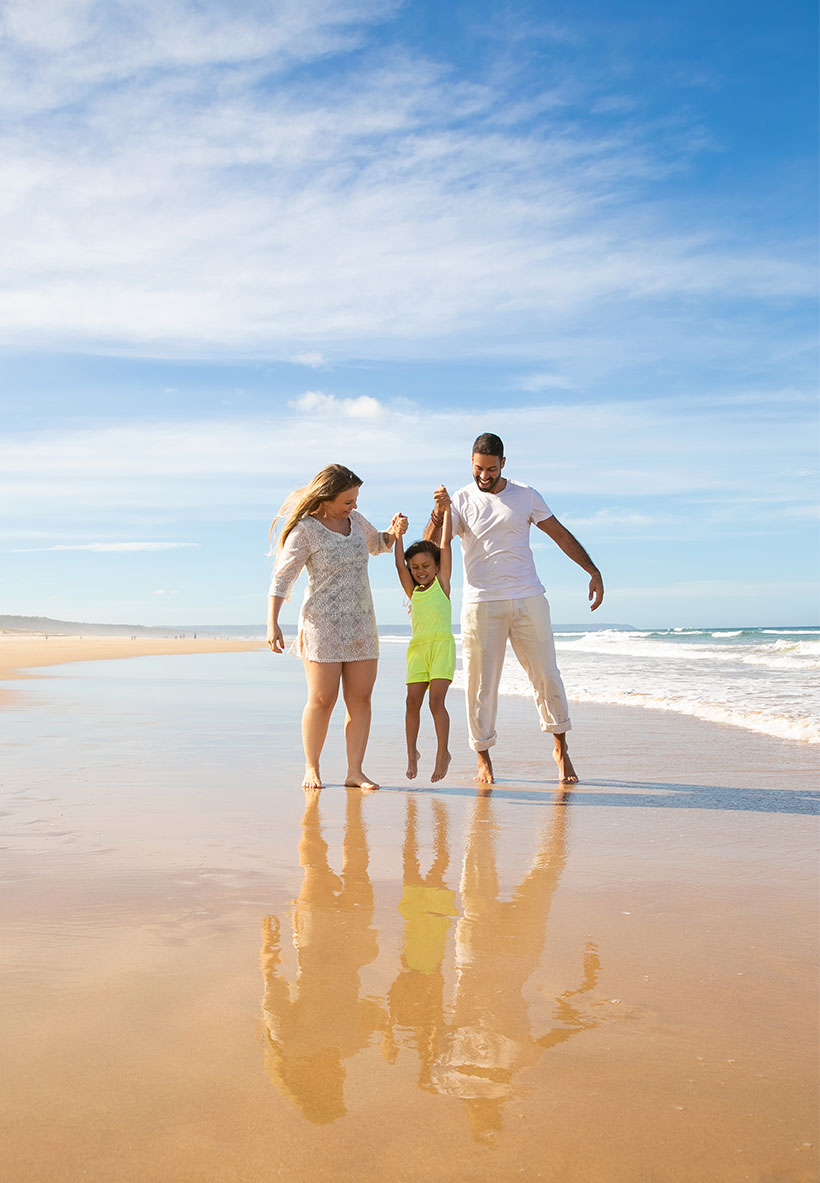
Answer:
[{"left": 259, "top": 790, "right": 603, "bottom": 1140}]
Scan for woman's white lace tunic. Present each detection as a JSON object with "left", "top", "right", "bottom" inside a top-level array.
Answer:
[{"left": 269, "top": 511, "right": 390, "bottom": 662}]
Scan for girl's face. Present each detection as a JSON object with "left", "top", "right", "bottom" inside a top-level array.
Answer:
[
  {"left": 408, "top": 551, "right": 439, "bottom": 588},
  {"left": 321, "top": 486, "right": 360, "bottom": 519}
]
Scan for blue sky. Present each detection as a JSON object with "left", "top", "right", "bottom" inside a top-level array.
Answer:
[{"left": 1, "top": 0, "right": 817, "bottom": 628}]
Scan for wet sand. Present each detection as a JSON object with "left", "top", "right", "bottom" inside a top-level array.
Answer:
[{"left": 1, "top": 645, "right": 818, "bottom": 1181}]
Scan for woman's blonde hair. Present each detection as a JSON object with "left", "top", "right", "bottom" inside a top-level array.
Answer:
[{"left": 270, "top": 463, "right": 363, "bottom": 549}]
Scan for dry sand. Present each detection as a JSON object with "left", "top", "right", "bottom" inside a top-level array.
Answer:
[
  {"left": 0, "top": 632, "right": 265, "bottom": 681},
  {"left": 1, "top": 643, "right": 817, "bottom": 1182}
]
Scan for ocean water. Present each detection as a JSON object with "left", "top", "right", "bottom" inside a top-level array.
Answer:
[{"left": 382, "top": 626, "right": 820, "bottom": 745}]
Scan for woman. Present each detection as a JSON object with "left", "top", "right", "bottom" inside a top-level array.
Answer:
[{"left": 267, "top": 463, "right": 403, "bottom": 791}]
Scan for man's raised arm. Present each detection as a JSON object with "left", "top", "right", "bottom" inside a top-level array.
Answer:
[
  {"left": 423, "top": 485, "right": 450, "bottom": 544},
  {"left": 536, "top": 516, "right": 604, "bottom": 611}
]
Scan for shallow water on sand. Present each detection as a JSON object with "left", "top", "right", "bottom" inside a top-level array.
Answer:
[{"left": 1, "top": 649, "right": 818, "bottom": 1182}]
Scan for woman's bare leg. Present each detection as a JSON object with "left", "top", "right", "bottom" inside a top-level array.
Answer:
[
  {"left": 301, "top": 660, "right": 342, "bottom": 789},
  {"left": 429, "top": 679, "right": 452, "bottom": 783},
  {"left": 341, "top": 659, "right": 379, "bottom": 789},
  {"left": 405, "top": 683, "right": 427, "bottom": 779}
]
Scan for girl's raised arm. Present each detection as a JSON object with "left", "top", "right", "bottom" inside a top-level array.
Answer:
[
  {"left": 438, "top": 505, "right": 453, "bottom": 597},
  {"left": 392, "top": 516, "right": 415, "bottom": 597}
]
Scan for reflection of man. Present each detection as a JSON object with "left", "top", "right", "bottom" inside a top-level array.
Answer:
[
  {"left": 425, "top": 432, "right": 603, "bottom": 784},
  {"left": 259, "top": 790, "right": 385, "bottom": 1124},
  {"left": 383, "top": 797, "right": 457, "bottom": 1088},
  {"left": 429, "top": 792, "right": 601, "bottom": 1142}
]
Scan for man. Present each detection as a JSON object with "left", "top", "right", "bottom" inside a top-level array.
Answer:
[{"left": 425, "top": 432, "right": 603, "bottom": 784}]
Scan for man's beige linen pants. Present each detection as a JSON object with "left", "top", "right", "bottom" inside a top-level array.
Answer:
[{"left": 460, "top": 595, "right": 571, "bottom": 751}]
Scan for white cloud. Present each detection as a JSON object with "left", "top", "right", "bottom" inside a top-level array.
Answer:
[{"left": 287, "top": 391, "right": 386, "bottom": 418}]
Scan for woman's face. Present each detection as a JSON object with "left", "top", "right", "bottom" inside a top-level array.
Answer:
[{"left": 321, "top": 486, "right": 360, "bottom": 519}]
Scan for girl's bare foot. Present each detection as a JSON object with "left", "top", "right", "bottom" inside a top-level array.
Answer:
[
  {"left": 406, "top": 749, "right": 420, "bottom": 780},
  {"left": 302, "top": 767, "right": 323, "bottom": 790},
  {"left": 431, "top": 750, "right": 451, "bottom": 783},
  {"left": 475, "top": 750, "right": 494, "bottom": 784},
  {"left": 553, "top": 736, "right": 578, "bottom": 784},
  {"left": 345, "top": 771, "right": 380, "bottom": 791}
]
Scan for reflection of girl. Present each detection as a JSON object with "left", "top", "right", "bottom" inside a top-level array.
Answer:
[
  {"left": 384, "top": 797, "right": 457, "bottom": 1088},
  {"left": 267, "top": 463, "right": 405, "bottom": 790}
]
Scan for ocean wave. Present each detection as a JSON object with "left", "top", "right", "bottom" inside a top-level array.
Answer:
[
  {"left": 568, "top": 688, "right": 820, "bottom": 745},
  {"left": 553, "top": 630, "right": 820, "bottom": 670},
  {"left": 712, "top": 630, "right": 742, "bottom": 638},
  {"left": 451, "top": 665, "right": 819, "bottom": 744},
  {"left": 762, "top": 628, "right": 820, "bottom": 636}
]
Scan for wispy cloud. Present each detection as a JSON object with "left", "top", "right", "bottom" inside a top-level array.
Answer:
[
  {"left": 0, "top": 0, "right": 811, "bottom": 366},
  {"left": 12, "top": 542, "right": 200, "bottom": 552},
  {"left": 1, "top": 391, "right": 815, "bottom": 539},
  {"left": 291, "top": 353, "right": 327, "bottom": 369},
  {"left": 516, "top": 372, "right": 575, "bottom": 392}
]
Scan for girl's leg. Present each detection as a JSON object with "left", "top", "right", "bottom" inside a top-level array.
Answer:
[
  {"left": 405, "top": 682, "right": 428, "bottom": 780},
  {"left": 429, "top": 679, "right": 452, "bottom": 783},
  {"left": 301, "top": 660, "right": 343, "bottom": 789},
  {"left": 341, "top": 659, "right": 379, "bottom": 789}
]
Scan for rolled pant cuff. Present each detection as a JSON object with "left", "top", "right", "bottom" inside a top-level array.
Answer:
[
  {"left": 539, "top": 719, "right": 572, "bottom": 735},
  {"left": 468, "top": 734, "right": 497, "bottom": 752}
]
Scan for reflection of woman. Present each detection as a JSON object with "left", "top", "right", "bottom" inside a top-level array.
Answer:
[
  {"left": 267, "top": 463, "right": 403, "bottom": 790},
  {"left": 259, "top": 790, "right": 385, "bottom": 1124}
]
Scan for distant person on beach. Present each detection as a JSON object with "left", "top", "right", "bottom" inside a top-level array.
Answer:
[
  {"left": 393, "top": 503, "right": 456, "bottom": 783},
  {"left": 424, "top": 433, "right": 603, "bottom": 785},
  {"left": 267, "top": 463, "right": 405, "bottom": 791}
]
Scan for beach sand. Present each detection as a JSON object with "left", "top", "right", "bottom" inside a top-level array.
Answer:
[
  {"left": 0, "top": 632, "right": 265, "bottom": 680},
  {"left": 1, "top": 643, "right": 817, "bottom": 1182}
]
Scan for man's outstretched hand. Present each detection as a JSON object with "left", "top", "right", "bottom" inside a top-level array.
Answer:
[{"left": 588, "top": 571, "right": 604, "bottom": 611}]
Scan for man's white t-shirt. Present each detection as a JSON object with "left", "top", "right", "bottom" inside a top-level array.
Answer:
[{"left": 450, "top": 479, "right": 553, "bottom": 603}]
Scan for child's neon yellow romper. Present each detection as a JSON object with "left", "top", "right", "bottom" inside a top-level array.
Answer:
[{"left": 407, "top": 577, "right": 456, "bottom": 684}]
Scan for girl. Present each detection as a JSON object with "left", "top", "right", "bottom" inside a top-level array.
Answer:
[{"left": 394, "top": 505, "right": 455, "bottom": 783}]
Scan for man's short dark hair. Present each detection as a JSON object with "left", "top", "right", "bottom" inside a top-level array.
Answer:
[{"left": 472, "top": 432, "right": 504, "bottom": 459}]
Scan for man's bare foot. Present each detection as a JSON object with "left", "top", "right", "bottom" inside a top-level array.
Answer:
[
  {"left": 406, "top": 749, "right": 420, "bottom": 780},
  {"left": 345, "top": 771, "right": 380, "bottom": 791},
  {"left": 553, "top": 737, "right": 578, "bottom": 784},
  {"left": 302, "top": 767, "right": 323, "bottom": 790},
  {"left": 475, "top": 750, "right": 494, "bottom": 784},
  {"left": 431, "top": 750, "right": 451, "bottom": 783}
]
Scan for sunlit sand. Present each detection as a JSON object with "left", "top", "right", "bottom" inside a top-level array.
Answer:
[{"left": 1, "top": 643, "right": 817, "bottom": 1181}]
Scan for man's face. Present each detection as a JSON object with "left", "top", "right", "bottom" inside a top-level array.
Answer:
[{"left": 472, "top": 452, "right": 505, "bottom": 493}]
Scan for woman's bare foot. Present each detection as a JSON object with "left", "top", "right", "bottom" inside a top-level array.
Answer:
[
  {"left": 345, "top": 771, "right": 380, "bottom": 791},
  {"left": 406, "top": 749, "right": 420, "bottom": 780},
  {"left": 475, "top": 750, "right": 494, "bottom": 784},
  {"left": 553, "top": 735, "right": 578, "bottom": 784},
  {"left": 302, "top": 767, "right": 323, "bottom": 790},
  {"left": 431, "top": 750, "right": 451, "bottom": 783}
]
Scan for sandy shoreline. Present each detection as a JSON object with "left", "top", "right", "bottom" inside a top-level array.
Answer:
[
  {"left": 0, "top": 632, "right": 266, "bottom": 680},
  {"left": 1, "top": 644, "right": 817, "bottom": 1181}
]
